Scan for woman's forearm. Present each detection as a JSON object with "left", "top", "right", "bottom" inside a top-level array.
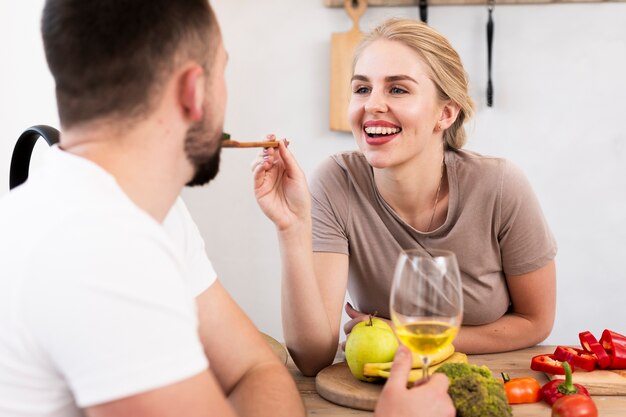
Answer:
[
  {"left": 456, "top": 262, "right": 557, "bottom": 354},
  {"left": 454, "top": 312, "right": 554, "bottom": 354},
  {"left": 277, "top": 222, "right": 339, "bottom": 376}
]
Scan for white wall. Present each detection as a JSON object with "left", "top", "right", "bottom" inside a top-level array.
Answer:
[{"left": 2, "top": 1, "right": 625, "bottom": 345}]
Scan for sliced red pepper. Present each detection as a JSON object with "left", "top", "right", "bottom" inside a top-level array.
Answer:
[
  {"left": 599, "top": 329, "right": 626, "bottom": 369},
  {"left": 531, "top": 354, "right": 572, "bottom": 375},
  {"left": 553, "top": 346, "right": 597, "bottom": 372},
  {"left": 579, "top": 331, "right": 611, "bottom": 369}
]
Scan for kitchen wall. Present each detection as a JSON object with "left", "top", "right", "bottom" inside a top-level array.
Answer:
[{"left": 1, "top": 1, "right": 625, "bottom": 345}]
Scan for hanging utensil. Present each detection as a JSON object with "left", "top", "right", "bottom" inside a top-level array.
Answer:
[
  {"left": 329, "top": 0, "right": 367, "bottom": 132},
  {"left": 419, "top": 0, "right": 428, "bottom": 24},
  {"left": 486, "top": 0, "right": 495, "bottom": 107}
]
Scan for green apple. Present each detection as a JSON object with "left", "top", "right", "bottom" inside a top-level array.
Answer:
[{"left": 345, "top": 316, "right": 398, "bottom": 382}]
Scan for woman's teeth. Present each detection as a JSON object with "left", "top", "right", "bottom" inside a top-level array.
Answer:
[{"left": 364, "top": 126, "right": 401, "bottom": 137}]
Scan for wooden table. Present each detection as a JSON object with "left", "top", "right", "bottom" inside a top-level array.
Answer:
[{"left": 287, "top": 345, "right": 626, "bottom": 416}]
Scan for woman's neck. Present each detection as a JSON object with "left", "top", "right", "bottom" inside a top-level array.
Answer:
[{"left": 374, "top": 146, "right": 448, "bottom": 232}]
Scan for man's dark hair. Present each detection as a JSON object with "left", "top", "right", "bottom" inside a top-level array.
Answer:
[{"left": 41, "top": 0, "right": 218, "bottom": 128}]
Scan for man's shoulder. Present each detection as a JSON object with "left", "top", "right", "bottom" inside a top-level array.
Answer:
[{"left": 7, "top": 190, "right": 179, "bottom": 280}]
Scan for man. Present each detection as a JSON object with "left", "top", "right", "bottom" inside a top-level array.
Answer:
[
  {"left": 0, "top": 1, "right": 453, "bottom": 417},
  {"left": 0, "top": 1, "right": 303, "bottom": 416}
]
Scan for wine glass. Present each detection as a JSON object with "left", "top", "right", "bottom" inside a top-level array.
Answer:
[{"left": 390, "top": 249, "right": 463, "bottom": 381}]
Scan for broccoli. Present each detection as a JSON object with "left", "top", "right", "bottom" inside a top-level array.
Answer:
[{"left": 434, "top": 362, "right": 512, "bottom": 417}]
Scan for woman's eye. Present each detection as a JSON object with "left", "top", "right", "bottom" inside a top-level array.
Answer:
[
  {"left": 390, "top": 86, "right": 408, "bottom": 94},
  {"left": 353, "top": 86, "right": 370, "bottom": 94}
]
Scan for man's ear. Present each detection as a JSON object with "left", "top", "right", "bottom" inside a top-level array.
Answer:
[
  {"left": 438, "top": 100, "right": 461, "bottom": 130},
  {"left": 179, "top": 65, "right": 205, "bottom": 122}
]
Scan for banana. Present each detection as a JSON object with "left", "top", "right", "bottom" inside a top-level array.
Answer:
[
  {"left": 363, "top": 352, "right": 468, "bottom": 383},
  {"left": 362, "top": 343, "right": 455, "bottom": 376}
]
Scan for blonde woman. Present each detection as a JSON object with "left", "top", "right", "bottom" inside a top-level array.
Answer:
[{"left": 253, "top": 18, "right": 556, "bottom": 377}]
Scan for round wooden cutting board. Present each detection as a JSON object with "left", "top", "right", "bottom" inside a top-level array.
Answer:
[
  {"left": 315, "top": 361, "right": 383, "bottom": 411},
  {"left": 262, "top": 333, "right": 288, "bottom": 365}
]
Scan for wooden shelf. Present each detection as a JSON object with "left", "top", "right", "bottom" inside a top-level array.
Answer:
[{"left": 326, "top": 0, "right": 623, "bottom": 6}]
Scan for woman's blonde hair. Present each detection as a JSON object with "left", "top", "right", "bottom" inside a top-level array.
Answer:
[{"left": 353, "top": 18, "right": 475, "bottom": 149}]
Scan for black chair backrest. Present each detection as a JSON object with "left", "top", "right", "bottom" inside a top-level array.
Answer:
[{"left": 9, "top": 125, "right": 60, "bottom": 190}]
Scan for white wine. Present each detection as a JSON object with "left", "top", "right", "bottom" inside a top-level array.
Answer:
[{"left": 395, "top": 321, "right": 458, "bottom": 356}]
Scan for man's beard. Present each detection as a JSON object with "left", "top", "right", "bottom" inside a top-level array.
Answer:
[{"left": 184, "top": 117, "right": 222, "bottom": 187}]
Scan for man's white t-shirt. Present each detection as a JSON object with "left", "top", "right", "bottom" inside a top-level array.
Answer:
[{"left": 0, "top": 147, "right": 217, "bottom": 416}]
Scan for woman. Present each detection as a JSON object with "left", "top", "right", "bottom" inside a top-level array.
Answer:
[{"left": 253, "top": 18, "right": 556, "bottom": 376}]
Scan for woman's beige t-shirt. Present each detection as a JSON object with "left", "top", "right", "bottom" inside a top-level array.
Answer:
[{"left": 310, "top": 148, "right": 557, "bottom": 325}]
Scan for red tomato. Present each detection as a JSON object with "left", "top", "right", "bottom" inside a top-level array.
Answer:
[{"left": 551, "top": 394, "right": 598, "bottom": 417}]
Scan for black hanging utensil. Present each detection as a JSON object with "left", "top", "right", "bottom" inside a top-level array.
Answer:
[
  {"left": 419, "top": 0, "right": 428, "bottom": 24},
  {"left": 486, "top": 0, "right": 495, "bottom": 107}
]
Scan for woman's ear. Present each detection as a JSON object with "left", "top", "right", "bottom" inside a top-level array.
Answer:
[
  {"left": 438, "top": 101, "right": 461, "bottom": 130},
  {"left": 179, "top": 65, "right": 205, "bottom": 122}
]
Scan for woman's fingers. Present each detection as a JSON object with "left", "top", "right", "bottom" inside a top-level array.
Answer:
[
  {"left": 277, "top": 138, "right": 306, "bottom": 177},
  {"left": 251, "top": 134, "right": 281, "bottom": 182},
  {"left": 343, "top": 316, "right": 368, "bottom": 335},
  {"left": 342, "top": 306, "right": 368, "bottom": 350},
  {"left": 344, "top": 302, "right": 362, "bottom": 318},
  {"left": 343, "top": 302, "right": 371, "bottom": 335}
]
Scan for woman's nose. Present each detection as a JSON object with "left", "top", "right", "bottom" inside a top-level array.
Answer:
[{"left": 364, "top": 92, "right": 388, "bottom": 114}]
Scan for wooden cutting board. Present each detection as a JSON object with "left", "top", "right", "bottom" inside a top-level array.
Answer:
[
  {"left": 549, "top": 369, "right": 626, "bottom": 395},
  {"left": 262, "top": 333, "right": 288, "bottom": 365},
  {"left": 316, "top": 361, "right": 383, "bottom": 411},
  {"left": 316, "top": 356, "right": 465, "bottom": 411},
  {"left": 329, "top": 0, "right": 367, "bottom": 132}
]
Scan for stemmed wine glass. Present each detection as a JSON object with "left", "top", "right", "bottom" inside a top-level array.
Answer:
[{"left": 390, "top": 249, "right": 463, "bottom": 381}]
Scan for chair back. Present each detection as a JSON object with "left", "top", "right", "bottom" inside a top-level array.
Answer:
[{"left": 9, "top": 125, "right": 60, "bottom": 190}]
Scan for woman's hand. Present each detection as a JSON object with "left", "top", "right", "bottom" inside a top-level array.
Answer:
[
  {"left": 374, "top": 346, "right": 455, "bottom": 417},
  {"left": 342, "top": 302, "right": 393, "bottom": 350},
  {"left": 251, "top": 134, "right": 311, "bottom": 231}
]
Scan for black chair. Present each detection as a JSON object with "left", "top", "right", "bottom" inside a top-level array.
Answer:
[{"left": 9, "top": 125, "right": 60, "bottom": 190}]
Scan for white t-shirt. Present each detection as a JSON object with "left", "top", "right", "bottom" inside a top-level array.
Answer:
[{"left": 0, "top": 147, "right": 217, "bottom": 417}]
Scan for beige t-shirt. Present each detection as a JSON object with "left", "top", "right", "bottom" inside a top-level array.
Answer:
[{"left": 310, "top": 148, "right": 557, "bottom": 325}]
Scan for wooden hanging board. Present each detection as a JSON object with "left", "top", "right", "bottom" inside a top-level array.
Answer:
[{"left": 330, "top": 0, "right": 367, "bottom": 132}]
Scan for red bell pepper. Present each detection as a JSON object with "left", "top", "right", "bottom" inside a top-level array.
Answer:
[
  {"left": 553, "top": 346, "right": 597, "bottom": 372},
  {"left": 599, "top": 329, "right": 626, "bottom": 369},
  {"left": 551, "top": 394, "right": 598, "bottom": 417},
  {"left": 579, "top": 331, "right": 611, "bottom": 369},
  {"left": 531, "top": 354, "right": 572, "bottom": 375},
  {"left": 540, "top": 362, "right": 590, "bottom": 406}
]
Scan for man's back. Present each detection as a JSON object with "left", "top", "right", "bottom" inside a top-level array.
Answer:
[{"left": 0, "top": 148, "right": 208, "bottom": 416}]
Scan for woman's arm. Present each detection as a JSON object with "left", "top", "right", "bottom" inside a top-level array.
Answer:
[
  {"left": 453, "top": 260, "right": 556, "bottom": 354},
  {"left": 252, "top": 139, "right": 349, "bottom": 375},
  {"left": 279, "top": 246, "right": 349, "bottom": 375}
]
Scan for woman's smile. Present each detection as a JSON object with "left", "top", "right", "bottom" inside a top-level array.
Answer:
[{"left": 363, "top": 120, "right": 402, "bottom": 145}]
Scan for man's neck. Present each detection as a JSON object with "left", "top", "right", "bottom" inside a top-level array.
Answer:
[{"left": 60, "top": 119, "right": 192, "bottom": 223}]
